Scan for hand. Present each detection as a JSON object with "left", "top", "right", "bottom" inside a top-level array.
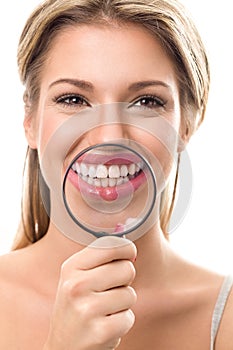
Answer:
[{"left": 44, "top": 236, "right": 137, "bottom": 350}]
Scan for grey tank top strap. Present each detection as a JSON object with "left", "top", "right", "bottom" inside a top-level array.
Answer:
[{"left": 210, "top": 275, "right": 233, "bottom": 350}]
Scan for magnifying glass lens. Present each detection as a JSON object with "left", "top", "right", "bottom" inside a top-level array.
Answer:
[{"left": 63, "top": 143, "right": 156, "bottom": 237}]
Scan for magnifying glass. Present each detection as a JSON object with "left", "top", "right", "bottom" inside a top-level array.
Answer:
[{"left": 62, "top": 142, "right": 157, "bottom": 238}]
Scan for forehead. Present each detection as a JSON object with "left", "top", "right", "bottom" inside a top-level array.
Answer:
[{"left": 42, "top": 23, "right": 178, "bottom": 88}]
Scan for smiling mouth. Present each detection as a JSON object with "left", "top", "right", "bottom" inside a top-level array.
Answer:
[
  {"left": 67, "top": 155, "right": 147, "bottom": 201},
  {"left": 72, "top": 160, "right": 143, "bottom": 186}
]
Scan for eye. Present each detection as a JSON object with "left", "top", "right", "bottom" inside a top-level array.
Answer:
[
  {"left": 54, "top": 94, "right": 91, "bottom": 108},
  {"left": 131, "top": 95, "right": 165, "bottom": 109}
]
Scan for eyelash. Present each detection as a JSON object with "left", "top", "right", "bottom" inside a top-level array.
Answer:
[
  {"left": 53, "top": 93, "right": 91, "bottom": 108},
  {"left": 130, "top": 94, "right": 166, "bottom": 109},
  {"left": 53, "top": 93, "right": 166, "bottom": 110}
]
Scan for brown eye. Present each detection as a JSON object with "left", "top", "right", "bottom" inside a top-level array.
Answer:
[
  {"left": 134, "top": 95, "right": 165, "bottom": 108},
  {"left": 56, "top": 94, "right": 90, "bottom": 107}
]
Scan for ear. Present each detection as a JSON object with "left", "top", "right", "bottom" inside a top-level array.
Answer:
[
  {"left": 177, "top": 105, "right": 196, "bottom": 153},
  {"left": 23, "top": 92, "right": 37, "bottom": 149},
  {"left": 177, "top": 118, "right": 192, "bottom": 153}
]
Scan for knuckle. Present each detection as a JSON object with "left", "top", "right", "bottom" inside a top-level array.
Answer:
[
  {"left": 60, "top": 259, "right": 72, "bottom": 276},
  {"left": 129, "top": 242, "right": 137, "bottom": 261},
  {"left": 60, "top": 260, "right": 68, "bottom": 275},
  {"left": 124, "top": 309, "right": 136, "bottom": 332},
  {"left": 74, "top": 297, "right": 96, "bottom": 318},
  {"left": 122, "top": 260, "right": 136, "bottom": 282},
  {"left": 94, "top": 322, "right": 120, "bottom": 346},
  {"left": 105, "top": 309, "right": 135, "bottom": 338},
  {"left": 61, "top": 275, "right": 88, "bottom": 298},
  {"left": 61, "top": 279, "right": 77, "bottom": 298},
  {"left": 125, "top": 286, "right": 137, "bottom": 305}
]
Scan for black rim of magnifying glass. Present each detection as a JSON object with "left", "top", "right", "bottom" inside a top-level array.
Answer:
[{"left": 62, "top": 143, "right": 157, "bottom": 238}]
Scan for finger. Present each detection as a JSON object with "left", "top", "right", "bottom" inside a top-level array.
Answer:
[
  {"left": 90, "top": 259, "right": 136, "bottom": 291},
  {"left": 99, "top": 309, "right": 136, "bottom": 341},
  {"left": 70, "top": 286, "right": 137, "bottom": 320},
  {"left": 96, "top": 286, "right": 137, "bottom": 316},
  {"left": 62, "top": 236, "right": 137, "bottom": 271}
]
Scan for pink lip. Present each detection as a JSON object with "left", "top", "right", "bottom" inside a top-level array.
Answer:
[
  {"left": 76, "top": 152, "right": 142, "bottom": 165},
  {"left": 67, "top": 168, "right": 147, "bottom": 201}
]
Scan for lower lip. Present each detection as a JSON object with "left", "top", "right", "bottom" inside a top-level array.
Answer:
[{"left": 67, "top": 169, "right": 147, "bottom": 201}]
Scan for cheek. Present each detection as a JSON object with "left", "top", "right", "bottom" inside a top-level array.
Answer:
[
  {"left": 133, "top": 127, "right": 179, "bottom": 179},
  {"left": 36, "top": 111, "right": 65, "bottom": 159}
]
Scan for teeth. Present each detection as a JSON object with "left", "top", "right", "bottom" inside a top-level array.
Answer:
[
  {"left": 94, "top": 178, "right": 101, "bottom": 187},
  {"left": 75, "top": 162, "right": 80, "bottom": 173},
  {"left": 120, "top": 165, "right": 128, "bottom": 177},
  {"left": 87, "top": 177, "right": 94, "bottom": 185},
  {"left": 96, "top": 165, "right": 108, "bottom": 178},
  {"left": 72, "top": 161, "right": 142, "bottom": 187},
  {"left": 116, "top": 178, "right": 123, "bottom": 185},
  {"left": 109, "top": 178, "right": 117, "bottom": 187},
  {"left": 80, "top": 163, "right": 88, "bottom": 177},
  {"left": 109, "top": 165, "right": 120, "bottom": 178},
  {"left": 128, "top": 163, "right": 136, "bottom": 175},
  {"left": 88, "top": 165, "right": 96, "bottom": 178},
  {"left": 101, "top": 178, "right": 108, "bottom": 188}
]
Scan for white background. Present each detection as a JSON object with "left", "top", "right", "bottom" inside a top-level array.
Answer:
[{"left": 0, "top": 1, "right": 232, "bottom": 274}]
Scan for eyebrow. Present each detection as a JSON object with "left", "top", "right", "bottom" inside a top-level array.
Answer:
[
  {"left": 49, "top": 78, "right": 171, "bottom": 92},
  {"left": 49, "top": 78, "right": 94, "bottom": 92},
  {"left": 128, "top": 80, "right": 171, "bottom": 91}
]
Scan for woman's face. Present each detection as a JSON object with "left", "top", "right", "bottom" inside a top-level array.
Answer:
[{"left": 26, "top": 23, "right": 183, "bottom": 235}]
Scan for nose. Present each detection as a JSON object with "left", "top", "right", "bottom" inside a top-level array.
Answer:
[
  {"left": 87, "top": 122, "right": 128, "bottom": 144},
  {"left": 86, "top": 103, "right": 130, "bottom": 144}
]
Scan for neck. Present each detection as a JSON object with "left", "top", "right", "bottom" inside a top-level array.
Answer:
[{"left": 34, "top": 217, "right": 173, "bottom": 291}]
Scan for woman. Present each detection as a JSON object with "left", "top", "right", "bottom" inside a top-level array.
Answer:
[{"left": 0, "top": 0, "right": 232, "bottom": 349}]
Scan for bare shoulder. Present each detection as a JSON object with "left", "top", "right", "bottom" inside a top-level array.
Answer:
[
  {"left": 0, "top": 248, "right": 28, "bottom": 284},
  {"left": 175, "top": 257, "right": 233, "bottom": 350},
  {"left": 0, "top": 250, "right": 27, "bottom": 342},
  {"left": 0, "top": 247, "right": 43, "bottom": 318},
  {"left": 0, "top": 248, "right": 52, "bottom": 349},
  {"left": 0, "top": 249, "right": 31, "bottom": 309}
]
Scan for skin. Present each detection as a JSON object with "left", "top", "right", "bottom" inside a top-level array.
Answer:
[{"left": 0, "top": 23, "right": 233, "bottom": 350}]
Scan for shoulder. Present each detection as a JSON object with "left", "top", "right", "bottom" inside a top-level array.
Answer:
[
  {"left": 0, "top": 251, "right": 27, "bottom": 337},
  {"left": 0, "top": 250, "right": 27, "bottom": 301},
  {"left": 0, "top": 249, "right": 27, "bottom": 281},
  {"left": 0, "top": 248, "right": 37, "bottom": 304},
  {"left": 180, "top": 261, "right": 233, "bottom": 350}
]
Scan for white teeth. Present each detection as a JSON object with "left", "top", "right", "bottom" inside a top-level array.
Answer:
[
  {"left": 96, "top": 165, "right": 108, "bottom": 178},
  {"left": 72, "top": 160, "right": 143, "bottom": 187},
  {"left": 82, "top": 175, "right": 88, "bottom": 183},
  {"left": 101, "top": 178, "right": 108, "bottom": 188},
  {"left": 75, "top": 162, "right": 80, "bottom": 173},
  {"left": 94, "top": 178, "right": 101, "bottom": 187},
  {"left": 116, "top": 178, "right": 123, "bottom": 185},
  {"left": 87, "top": 177, "right": 94, "bottom": 185},
  {"left": 80, "top": 163, "right": 88, "bottom": 177},
  {"left": 109, "top": 178, "right": 117, "bottom": 187},
  {"left": 120, "top": 165, "right": 128, "bottom": 177},
  {"left": 109, "top": 165, "right": 120, "bottom": 178},
  {"left": 128, "top": 163, "right": 136, "bottom": 176},
  {"left": 88, "top": 165, "right": 96, "bottom": 178}
]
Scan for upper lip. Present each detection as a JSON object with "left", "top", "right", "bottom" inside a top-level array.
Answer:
[{"left": 73, "top": 152, "right": 142, "bottom": 165}]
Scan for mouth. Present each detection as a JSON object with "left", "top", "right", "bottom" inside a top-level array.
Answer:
[{"left": 67, "top": 154, "right": 147, "bottom": 201}]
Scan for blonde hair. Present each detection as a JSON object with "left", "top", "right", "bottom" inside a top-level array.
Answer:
[{"left": 12, "top": 0, "right": 210, "bottom": 249}]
